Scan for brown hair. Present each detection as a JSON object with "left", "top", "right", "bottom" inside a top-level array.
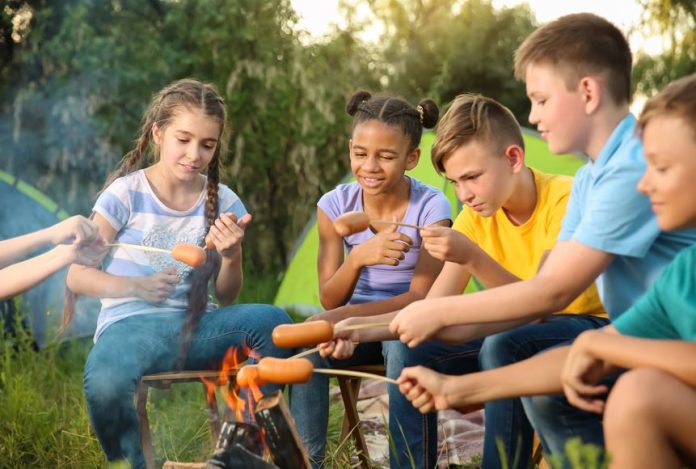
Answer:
[
  {"left": 346, "top": 90, "right": 439, "bottom": 152},
  {"left": 61, "top": 79, "right": 227, "bottom": 336},
  {"left": 637, "top": 73, "right": 696, "bottom": 138},
  {"left": 431, "top": 93, "right": 524, "bottom": 174},
  {"left": 514, "top": 13, "right": 632, "bottom": 105}
]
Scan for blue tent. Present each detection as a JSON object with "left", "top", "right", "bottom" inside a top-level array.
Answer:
[{"left": 0, "top": 170, "right": 99, "bottom": 346}]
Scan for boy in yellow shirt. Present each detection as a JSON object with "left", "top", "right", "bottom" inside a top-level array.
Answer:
[{"left": 324, "top": 93, "right": 605, "bottom": 467}]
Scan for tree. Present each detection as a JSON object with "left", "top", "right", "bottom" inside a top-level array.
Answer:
[
  {"left": 356, "top": 0, "right": 537, "bottom": 124},
  {"left": 0, "top": 0, "right": 379, "bottom": 274},
  {"left": 633, "top": 0, "right": 696, "bottom": 96}
]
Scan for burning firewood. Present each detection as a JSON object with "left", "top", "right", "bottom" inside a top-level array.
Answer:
[{"left": 254, "top": 391, "right": 310, "bottom": 469}]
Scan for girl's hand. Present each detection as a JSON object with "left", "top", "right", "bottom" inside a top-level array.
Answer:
[
  {"left": 207, "top": 213, "right": 252, "bottom": 259},
  {"left": 561, "top": 331, "right": 609, "bottom": 414},
  {"left": 398, "top": 366, "right": 451, "bottom": 413},
  {"left": 349, "top": 224, "right": 412, "bottom": 268},
  {"left": 133, "top": 267, "right": 179, "bottom": 303},
  {"left": 50, "top": 215, "right": 103, "bottom": 245},
  {"left": 420, "top": 226, "right": 475, "bottom": 264},
  {"left": 389, "top": 300, "right": 444, "bottom": 348}
]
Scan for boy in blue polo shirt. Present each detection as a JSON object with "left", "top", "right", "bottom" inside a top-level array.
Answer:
[
  {"left": 390, "top": 13, "right": 696, "bottom": 464},
  {"left": 400, "top": 72, "right": 696, "bottom": 469}
]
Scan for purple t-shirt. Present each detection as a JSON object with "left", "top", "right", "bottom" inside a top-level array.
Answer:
[{"left": 317, "top": 176, "right": 451, "bottom": 303}]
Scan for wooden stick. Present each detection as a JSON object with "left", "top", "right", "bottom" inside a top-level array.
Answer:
[
  {"left": 289, "top": 346, "right": 320, "bottom": 359},
  {"left": 106, "top": 242, "right": 170, "bottom": 254},
  {"left": 371, "top": 219, "right": 423, "bottom": 230},
  {"left": 337, "top": 321, "right": 391, "bottom": 332},
  {"left": 314, "top": 368, "right": 398, "bottom": 385}
]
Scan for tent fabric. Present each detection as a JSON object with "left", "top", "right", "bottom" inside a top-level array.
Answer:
[
  {"left": 0, "top": 170, "right": 99, "bottom": 346},
  {"left": 273, "top": 130, "right": 586, "bottom": 313}
]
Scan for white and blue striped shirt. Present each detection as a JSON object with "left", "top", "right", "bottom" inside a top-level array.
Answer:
[{"left": 92, "top": 169, "right": 247, "bottom": 340}]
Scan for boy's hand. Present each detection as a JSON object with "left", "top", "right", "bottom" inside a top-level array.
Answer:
[
  {"left": 398, "top": 366, "right": 451, "bottom": 413},
  {"left": 389, "top": 300, "right": 444, "bottom": 348},
  {"left": 207, "top": 213, "right": 252, "bottom": 259},
  {"left": 51, "top": 215, "right": 103, "bottom": 245},
  {"left": 420, "top": 226, "right": 475, "bottom": 264},
  {"left": 132, "top": 267, "right": 179, "bottom": 303},
  {"left": 349, "top": 224, "right": 412, "bottom": 268},
  {"left": 318, "top": 317, "right": 359, "bottom": 359},
  {"left": 561, "top": 331, "right": 609, "bottom": 414}
]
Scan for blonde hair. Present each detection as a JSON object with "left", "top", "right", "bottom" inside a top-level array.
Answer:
[
  {"left": 638, "top": 73, "right": 696, "bottom": 138},
  {"left": 514, "top": 13, "right": 632, "bottom": 105},
  {"left": 431, "top": 93, "right": 524, "bottom": 174}
]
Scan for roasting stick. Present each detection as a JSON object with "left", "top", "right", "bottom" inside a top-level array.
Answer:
[
  {"left": 371, "top": 219, "right": 423, "bottom": 230},
  {"left": 105, "top": 242, "right": 207, "bottom": 268},
  {"left": 238, "top": 358, "right": 398, "bottom": 387},
  {"left": 313, "top": 368, "right": 398, "bottom": 384},
  {"left": 106, "top": 243, "right": 169, "bottom": 254}
]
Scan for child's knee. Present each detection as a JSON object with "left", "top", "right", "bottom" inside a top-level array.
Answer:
[
  {"left": 605, "top": 368, "right": 665, "bottom": 428},
  {"left": 84, "top": 365, "right": 134, "bottom": 408}
]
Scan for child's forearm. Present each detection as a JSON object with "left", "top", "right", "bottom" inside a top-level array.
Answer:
[
  {"left": 0, "top": 245, "right": 73, "bottom": 300},
  {"left": 0, "top": 228, "right": 53, "bottom": 268},
  {"left": 429, "top": 277, "right": 560, "bottom": 328},
  {"left": 215, "top": 252, "right": 243, "bottom": 305},
  {"left": 319, "top": 257, "right": 362, "bottom": 309},
  {"left": 66, "top": 265, "right": 139, "bottom": 298},
  {"left": 578, "top": 331, "right": 696, "bottom": 387},
  {"left": 465, "top": 246, "right": 522, "bottom": 289},
  {"left": 445, "top": 346, "right": 569, "bottom": 407},
  {"left": 434, "top": 318, "right": 533, "bottom": 344}
]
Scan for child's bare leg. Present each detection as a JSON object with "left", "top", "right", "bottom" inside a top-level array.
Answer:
[{"left": 604, "top": 368, "right": 696, "bottom": 469}]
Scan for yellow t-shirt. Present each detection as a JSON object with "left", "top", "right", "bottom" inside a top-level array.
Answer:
[{"left": 453, "top": 168, "right": 606, "bottom": 317}]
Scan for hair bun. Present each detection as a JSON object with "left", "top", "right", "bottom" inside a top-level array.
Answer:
[
  {"left": 346, "top": 90, "right": 372, "bottom": 116},
  {"left": 417, "top": 99, "right": 439, "bottom": 129}
]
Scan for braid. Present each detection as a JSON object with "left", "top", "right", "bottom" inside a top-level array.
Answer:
[{"left": 205, "top": 154, "right": 220, "bottom": 235}]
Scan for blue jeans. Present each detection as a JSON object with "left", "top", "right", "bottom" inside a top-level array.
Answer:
[
  {"left": 479, "top": 314, "right": 609, "bottom": 469},
  {"left": 290, "top": 339, "right": 481, "bottom": 469},
  {"left": 83, "top": 305, "right": 292, "bottom": 469},
  {"left": 522, "top": 362, "right": 621, "bottom": 467}
]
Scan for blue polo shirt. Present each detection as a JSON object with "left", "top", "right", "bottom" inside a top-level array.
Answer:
[{"left": 558, "top": 114, "right": 696, "bottom": 319}]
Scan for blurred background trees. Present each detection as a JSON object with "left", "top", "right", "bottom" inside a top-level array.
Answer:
[{"left": 0, "top": 0, "right": 690, "bottom": 279}]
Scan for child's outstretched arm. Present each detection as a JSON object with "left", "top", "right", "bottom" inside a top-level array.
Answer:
[
  {"left": 390, "top": 239, "right": 613, "bottom": 348},
  {"left": 398, "top": 345, "right": 571, "bottom": 413},
  {"left": 0, "top": 215, "right": 107, "bottom": 300},
  {"left": 562, "top": 326, "right": 696, "bottom": 413},
  {"left": 316, "top": 208, "right": 415, "bottom": 310},
  {"left": 0, "top": 215, "right": 101, "bottom": 267},
  {"left": 67, "top": 213, "right": 179, "bottom": 301}
]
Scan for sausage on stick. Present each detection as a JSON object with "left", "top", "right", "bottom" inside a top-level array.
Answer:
[{"left": 333, "top": 211, "right": 424, "bottom": 237}]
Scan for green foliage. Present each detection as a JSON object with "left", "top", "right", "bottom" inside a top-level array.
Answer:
[
  {"left": 360, "top": 0, "right": 537, "bottom": 124},
  {"left": 634, "top": 0, "right": 696, "bottom": 96},
  {"left": 0, "top": 0, "right": 378, "bottom": 275}
]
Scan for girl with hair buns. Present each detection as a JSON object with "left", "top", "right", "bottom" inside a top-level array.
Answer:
[
  {"left": 290, "top": 90, "right": 460, "bottom": 467},
  {"left": 64, "top": 78, "right": 292, "bottom": 468}
]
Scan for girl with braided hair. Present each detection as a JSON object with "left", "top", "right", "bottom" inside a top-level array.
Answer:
[
  {"left": 290, "top": 91, "right": 458, "bottom": 467},
  {"left": 64, "top": 78, "right": 292, "bottom": 468}
]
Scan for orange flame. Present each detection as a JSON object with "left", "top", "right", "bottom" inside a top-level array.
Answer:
[{"left": 200, "top": 345, "right": 266, "bottom": 422}]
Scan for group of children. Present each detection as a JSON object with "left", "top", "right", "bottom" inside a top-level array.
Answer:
[{"left": 2, "top": 11, "right": 695, "bottom": 469}]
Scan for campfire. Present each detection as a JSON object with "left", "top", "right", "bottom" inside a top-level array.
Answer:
[{"left": 200, "top": 346, "right": 310, "bottom": 469}]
